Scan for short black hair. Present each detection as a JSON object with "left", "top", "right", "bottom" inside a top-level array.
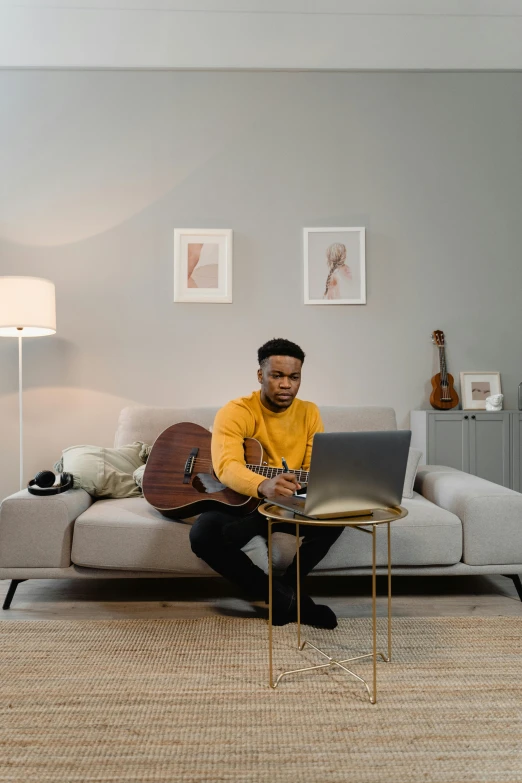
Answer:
[{"left": 257, "top": 338, "right": 305, "bottom": 367}]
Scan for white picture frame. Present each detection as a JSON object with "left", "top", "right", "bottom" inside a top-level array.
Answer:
[
  {"left": 174, "top": 228, "right": 233, "bottom": 303},
  {"left": 304, "top": 227, "right": 366, "bottom": 305},
  {"left": 459, "top": 371, "right": 502, "bottom": 410}
]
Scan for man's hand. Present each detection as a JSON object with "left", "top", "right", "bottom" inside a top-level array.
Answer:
[{"left": 258, "top": 472, "right": 301, "bottom": 500}]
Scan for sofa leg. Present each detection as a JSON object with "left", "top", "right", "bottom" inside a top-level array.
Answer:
[
  {"left": 504, "top": 574, "right": 522, "bottom": 602},
  {"left": 2, "top": 579, "right": 27, "bottom": 610}
]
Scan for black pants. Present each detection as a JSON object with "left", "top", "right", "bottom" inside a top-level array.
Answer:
[{"left": 189, "top": 509, "right": 343, "bottom": 601}]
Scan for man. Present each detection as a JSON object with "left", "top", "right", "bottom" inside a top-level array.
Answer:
[{"left": 189, "top": 338, "right": 343, "bottom": 628}]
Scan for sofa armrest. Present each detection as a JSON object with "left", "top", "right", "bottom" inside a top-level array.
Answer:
[
  {"left": 0, "top": 488, "right": 93, "bottom": 568},
  {"left": 414, "top": 466, "right": 522, "bottom": 566}
]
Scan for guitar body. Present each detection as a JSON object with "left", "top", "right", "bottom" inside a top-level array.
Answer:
[
  {"left": 429, "top": 372, "right": 459, "bottom": 410},
  {"left": 430, "top": 330, "right": 460, "bottom": 410},
  {"left": 142, "top": 422, "right": 264, "bottom": 519}
]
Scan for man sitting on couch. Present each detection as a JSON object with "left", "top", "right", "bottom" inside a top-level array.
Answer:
[{"left": 189, "top": 338, "right": 342, "bottom": 628}]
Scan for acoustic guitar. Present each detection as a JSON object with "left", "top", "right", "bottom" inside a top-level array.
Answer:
[
  {"left": 430, "top": 329, "right": 459, "bottom": 410},
  {"left": 142, "top": 422, "right": 309, "bottom": 519}
]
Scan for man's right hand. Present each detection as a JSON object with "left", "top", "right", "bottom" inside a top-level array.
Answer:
[{"left": 258, "top": 473, "right": 301, "bottom": 500}]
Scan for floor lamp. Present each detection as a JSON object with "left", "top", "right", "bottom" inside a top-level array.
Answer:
[{"left": 0, "top": 277, "right": 56, "bottom": 491}]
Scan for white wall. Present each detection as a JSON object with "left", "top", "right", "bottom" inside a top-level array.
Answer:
[{"left": 1, "top": 70, "right": 522, "bottom": 501}]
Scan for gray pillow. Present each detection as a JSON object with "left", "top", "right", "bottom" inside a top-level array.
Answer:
[{"left": 402, "top": 448, "right": 423, "bottom": 499}]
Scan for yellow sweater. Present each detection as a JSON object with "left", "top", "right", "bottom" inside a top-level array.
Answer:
[{"left": 211, "top": 390, "right": 324, "bottom": 498}]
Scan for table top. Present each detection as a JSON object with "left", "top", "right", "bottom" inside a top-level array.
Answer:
[{"left": 258, "top": 503, "right": 408, "bottom": 527}]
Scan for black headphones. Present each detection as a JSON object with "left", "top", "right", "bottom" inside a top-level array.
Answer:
[{"left": 28, "top": 470, "right": 74, "bottom": 496}]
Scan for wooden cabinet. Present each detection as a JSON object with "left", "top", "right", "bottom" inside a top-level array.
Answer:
[{"left": 411, "top": 410, "right": 517, "bottom": 489}]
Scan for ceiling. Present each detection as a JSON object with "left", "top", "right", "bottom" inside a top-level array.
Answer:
[{"left": 1, "top": 0, "right": 521, "bottom": 69}]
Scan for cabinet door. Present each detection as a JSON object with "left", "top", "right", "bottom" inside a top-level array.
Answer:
[
  {"left": 427, "top": 413, "right": 470, "bottom": 471},
  {"left": 469, "top": 413, "right": 511, "bottom": 487},
  {"left": 512, "top": 413, "right": 522, "bottom": 492}
]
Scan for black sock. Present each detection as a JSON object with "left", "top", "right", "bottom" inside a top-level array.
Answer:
[
  {"left": 299, "top": 593, "right": 338, "bottom": 630},
  {"left": 264, "top": 583, "right": 337, "bottom": 629}
]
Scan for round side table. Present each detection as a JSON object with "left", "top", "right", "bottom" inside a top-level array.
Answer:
[{"left": 259, "top": 503, "right": 408, "bottom": 704}]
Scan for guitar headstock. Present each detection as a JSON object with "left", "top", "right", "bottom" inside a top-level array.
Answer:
[{"left": 432, "top": 329, "right": 445, "bottom": 347}]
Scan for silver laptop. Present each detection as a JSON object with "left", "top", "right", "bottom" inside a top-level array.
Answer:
[{"left": 270, "top": 430, "right": 411, "bottom": 520}]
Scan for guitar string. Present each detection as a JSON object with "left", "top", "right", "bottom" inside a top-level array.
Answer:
[
  {"left": 439, "top": 346, "right": 446, "bottom": 387},
  {"left": 439, "top": 346, "right": 444, "bottom": 391},
  {"left": 191, "top": 465, "right": 309, "bottom": 480},
  {"left": 438, "top": 344, "right": 451, "bottom": 400},
  {"left": 442, "top": 346, "right": 451, "bottom": 401},
  {"left": 188, "top": 457, "right": 308, "bottom": 479},
  {"left": 190, "top": 457, "right": 305, "bottom": 473}
]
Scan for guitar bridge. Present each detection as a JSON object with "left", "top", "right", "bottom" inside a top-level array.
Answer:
[{"left": 183, "top": 448, "right": 199, "bottom": 484}]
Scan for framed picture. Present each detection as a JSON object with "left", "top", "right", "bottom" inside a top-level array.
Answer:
[
  {"left": 174, "top": 229, "right": 233, "bottom": 303},
  {"left": 460, "top": 372, "right": 502, "bottom": 410},
  {"left": 304, "top": 227, "right": 366, "bottom": 305}
]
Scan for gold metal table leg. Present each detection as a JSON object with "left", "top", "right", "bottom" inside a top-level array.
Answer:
[
  {"left": 268, "top": 518, "right": 274, "bottom": 689},
  {"left": 371, "top": 525, "right": 377, "bottom": 703},
  {"left": 266, "top": 515, "right": 393, "bottom": 703},
  {"left": 387, "top": 521, "right": 392, "bottom": 662},
  {"left": 296, "top": 522, "right": 301, "bottom": 650}
]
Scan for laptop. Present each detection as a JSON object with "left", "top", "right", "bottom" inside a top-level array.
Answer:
[{"left": 269, "top": 430, "right": 411, "bottom": 520}]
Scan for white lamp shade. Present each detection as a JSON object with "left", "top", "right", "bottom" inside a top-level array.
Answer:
[{"left": 0, "top": 276, "right": 56, "bottom": 337}]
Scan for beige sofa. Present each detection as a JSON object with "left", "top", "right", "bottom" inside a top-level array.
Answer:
[{"left": 1, "top": 405, "right": 522, "bottom": 609}]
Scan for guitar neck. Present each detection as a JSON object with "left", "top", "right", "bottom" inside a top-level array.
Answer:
[
  {"left": 246, "top": 464, "right": 309, "bottom": 483},
  {"left": 438, "top": 346, "right": 448, "bottom": 387}
]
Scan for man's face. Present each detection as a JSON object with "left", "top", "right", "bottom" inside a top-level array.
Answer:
[{"left": 257, "top": 355, "right": 302, "bottom": 412}]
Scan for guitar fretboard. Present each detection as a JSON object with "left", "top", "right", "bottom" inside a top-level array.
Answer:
[
  {"left": 438, "top": 346, "right": 452, "bottom": 401},
  {"left": 246, "top": 464, "right": 309, "bottom": 483}
]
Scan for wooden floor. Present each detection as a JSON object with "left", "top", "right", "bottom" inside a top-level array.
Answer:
[{"left": 1, "top": 573, "right": 521, "bottom": 621}]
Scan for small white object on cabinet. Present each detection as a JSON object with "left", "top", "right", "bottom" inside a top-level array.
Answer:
[{"left": 485, "top": 394, "right": 503, "bottom": 411}]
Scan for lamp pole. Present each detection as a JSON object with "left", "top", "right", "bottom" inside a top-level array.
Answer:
[
  {"left": 0, "top": 277, "right": 56, "bottom": 495},
  {"left": 18, "top": 329, "right": 23, "bottom": 491}
]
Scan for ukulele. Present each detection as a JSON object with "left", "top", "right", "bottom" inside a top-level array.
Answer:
[
  {"left": 142, "top": 422, "right": 309, "bottom": 519},
  {"left": 430, "top": 330, "right": 459, "bottom": 410}
]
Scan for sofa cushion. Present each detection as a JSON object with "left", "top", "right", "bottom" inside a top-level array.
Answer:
[
  {"left": 114, "top": 407, "right": 218, "bottom": 449},
  {"left": 113, "top": 405, "right": 398, "bottom": 449},
  {"left": 305, "top": 492, "right": 462, "bottom": 570},
  {"left": 70, "top": 499, "right": 284, "bottom": 575},
  {"left": 71, "top": 492, "right": 462, "bottom": 574},
  {"left": 71, "top": 499, "right": 297, "bottom": 574},
  {"left": 71, "top": 499, "right": 214, "bottom": 574}
]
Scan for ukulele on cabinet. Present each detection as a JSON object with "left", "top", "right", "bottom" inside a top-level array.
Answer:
[{"left": 430, "top": 329, "right": 459, "bottom": 410}]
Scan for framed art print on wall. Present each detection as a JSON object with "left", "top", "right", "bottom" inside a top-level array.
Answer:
[
  {"left": 174, "top": 229, "right": 233, "bottom": 303},
  {"left": 460, "top": 371, "right": 502, "bottom": 410},
  {"left": 304, "top": 227, "right": 366, "bottom": 305}
]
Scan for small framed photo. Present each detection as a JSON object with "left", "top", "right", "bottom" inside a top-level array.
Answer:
[
  {"left": 174, "top": 229, "right": 233, "bottom": 303},
  {"left": 460, "top": 371, "right": 502, "bottom": 410},
  {"left": 304, "top": 227, "right": 366, "bottom": 305}
]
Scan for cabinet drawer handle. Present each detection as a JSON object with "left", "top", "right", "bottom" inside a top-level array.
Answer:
[
  {"left": 464, "top": 415, "right": 469, "bottom": 420},
  {"left": 471, "top": 415, "right": 476, "bottom": 419}
]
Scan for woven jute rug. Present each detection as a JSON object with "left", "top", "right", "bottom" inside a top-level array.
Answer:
[{"left": 0, "top": 616, "right": 521, "bottom": 783}]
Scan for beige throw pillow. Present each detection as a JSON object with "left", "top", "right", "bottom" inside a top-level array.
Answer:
[
  {"left": 133, "top": 464, "right": 146, "bottom": 490},
  {"left": 59, "top": 443, "right": 147, "bottom": 499},
  {"left": 402, "top": 448, "right": 423, "bottom": 499}
]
